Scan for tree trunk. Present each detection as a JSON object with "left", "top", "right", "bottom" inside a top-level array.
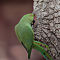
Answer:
[{"left": 33, "top": 0, "right": 60, "bottom": 60}]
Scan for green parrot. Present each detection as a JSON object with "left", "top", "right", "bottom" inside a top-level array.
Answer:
[{"left": 15, "top": 13, "right": 53, "bottom": 60}]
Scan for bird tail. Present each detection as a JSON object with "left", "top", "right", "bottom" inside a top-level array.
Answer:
[
  {"left": 33, "top": 41, "right": 50, "bottom": 50},
  {"left": 32, "top": 42, "right": 53, "bottom": 60}
]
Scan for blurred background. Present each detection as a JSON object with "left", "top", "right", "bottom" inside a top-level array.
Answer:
[{"left": 0, "top": 0, "right": 45, "bottom": 60}]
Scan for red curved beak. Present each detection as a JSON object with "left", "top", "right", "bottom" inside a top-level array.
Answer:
[{"left": 34, "top": 14, "right": 36, "bottom": 20}]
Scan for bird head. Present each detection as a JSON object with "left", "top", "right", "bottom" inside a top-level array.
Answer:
[{"left": 22, "top": 13, "right": 36, "bottom": 24}]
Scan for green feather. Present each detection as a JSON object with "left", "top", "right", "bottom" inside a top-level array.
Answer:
[
  {"left": 15, "top": 13, "right": 53, "bottom": 60},
  {"left": 15, "top": 13, "right": 34, "bottom": 59},
  {"left": 33, "top": 41, "right": 50, "bottom": 50},
  {"left": 32, "top": 43, "right": 53, "bottom": 60}
]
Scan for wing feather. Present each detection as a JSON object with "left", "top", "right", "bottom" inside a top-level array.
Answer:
[{"left": 15, "top": 23, "right": 34, "bottom": 50}]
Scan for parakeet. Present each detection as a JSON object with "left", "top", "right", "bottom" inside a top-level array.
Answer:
[{"left": 15, "top": 13, "right": 53, "bottom": 60}]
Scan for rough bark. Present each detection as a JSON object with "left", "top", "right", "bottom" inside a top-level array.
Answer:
[{"left": 33, "top": 0, "right": 60, "bottom": 60}]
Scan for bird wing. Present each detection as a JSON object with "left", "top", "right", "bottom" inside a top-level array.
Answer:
[{"left": 15, "top": 23, "right": 34, "bottom": 51}]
